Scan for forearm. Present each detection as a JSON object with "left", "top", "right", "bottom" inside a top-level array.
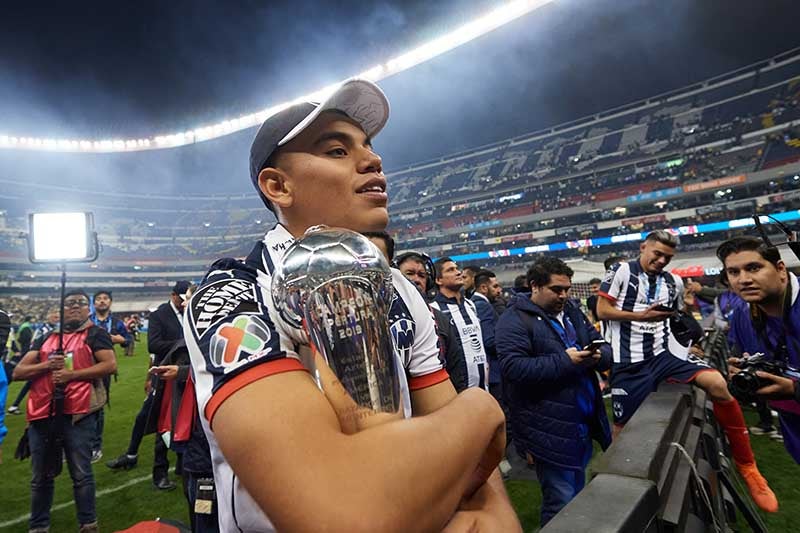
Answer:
[
  {"left": 71, "top": 360, "right": 117, "bottom": 382},
  {"left": 596, "top": 304, "right": 639, "bottom": 322},
  {"left": 13, "top": 361, "right": 49, "bottom": 381},
  {"left": 219, "top": 384, "right": 504, "bottom": 533}
]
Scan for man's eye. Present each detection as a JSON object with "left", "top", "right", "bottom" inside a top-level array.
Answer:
[{"left": 326, "top": 147, "right": 347, "bottom": 156}]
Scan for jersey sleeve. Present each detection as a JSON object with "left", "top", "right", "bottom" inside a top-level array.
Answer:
[
  {"left": 184, "top": 258, "right": 305, "bottom": 425},
  {"left": 392, "top": 271, "right": 448, "bottom": 390},
  {"left": 673, "top": 275, "right": 686, "bottom": 311},
  {"left": 598, "top": 262, "right": 627, "bottom": 302}
]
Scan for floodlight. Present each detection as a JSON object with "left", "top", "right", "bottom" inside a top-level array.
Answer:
[{"left": 28, "top": 212, "right": 99, "bottom": 263}]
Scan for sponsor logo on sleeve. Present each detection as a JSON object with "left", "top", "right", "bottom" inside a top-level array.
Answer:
[
  {"left": 209, "top": 315, "right": 273, "bottom": 372},
  {"left": 189, "top": 278, "right": 260, "bottom": 337}
]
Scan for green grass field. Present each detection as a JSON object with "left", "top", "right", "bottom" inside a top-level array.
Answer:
[{"left": 0, "top": 335, "right": 797, "bottom": 532}]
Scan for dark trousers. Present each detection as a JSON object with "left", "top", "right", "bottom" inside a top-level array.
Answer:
[
  {"left": 126, "top": 390, "right": 170, "bottom": 480},
  {"left": 489, "top": 381, "right": 513, "bottom": 450},
  {"left": 535, "top": 461, "right": 586, "bottom": 527},
  {"left": 29, "top": 413, "right": 98, "bottom": 529},
  {"left": 185, "top": 471, "right": 220, "bottom": 532}
]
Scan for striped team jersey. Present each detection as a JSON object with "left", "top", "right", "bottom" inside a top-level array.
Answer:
[
  {"left": 598, "top": 259, "right": 685, "bottom": 364},
  {"left": 183, "top": 224, "right": 448, "bottom": 533},
  {"left": 430, "top": 293, "right": 489, "bottom": 390}
]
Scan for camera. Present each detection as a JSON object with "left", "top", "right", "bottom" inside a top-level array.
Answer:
[{"left": 728, "top": 353, "right": 800, "bottom": 401}]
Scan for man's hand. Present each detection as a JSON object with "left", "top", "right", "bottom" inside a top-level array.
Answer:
[
  {"left": 150, "top": 365, "right": 179, "bottom": 381},
  {"left": 755, "top": 372, "right": 797, "bottom": 400},
  {"left": 52, "top": 368, "right": 74, "bottom": 385},
  {"left": 566, "top": 348, "right": 597, "bottom": 366},
  {"left": 47, "top": 354, "right": 65, "bottom": 371},
  {"left": 111, "top": 334, "right": 126, "bottom": 345},
  {"left": 637, "top": 304, "right": 674, "bottom": 322},
  {"left": 685, "top": 278, "right": 703, "bottom": 294},
  {"left": 689, "top": 344, "right": 705, "bottom": 359},
  {"left": 144, "top": 378, "right": 153, "bottom": 395}
]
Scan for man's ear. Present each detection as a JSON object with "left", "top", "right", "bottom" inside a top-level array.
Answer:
[{"left": 258, "top": 167, "right": 294, "bottom": 210}]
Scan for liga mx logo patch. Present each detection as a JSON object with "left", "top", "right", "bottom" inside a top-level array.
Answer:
[{"left": 210, "top": 316, "right": 272, "bottom": 371}]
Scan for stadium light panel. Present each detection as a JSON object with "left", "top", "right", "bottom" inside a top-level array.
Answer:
[
  {"left": 28, "top": 212, "right": 99, "bottom": 263},
  {"left": 0, "top": 0, "right": 555, "bottom": 154}
]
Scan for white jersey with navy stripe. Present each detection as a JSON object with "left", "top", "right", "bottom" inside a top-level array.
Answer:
[
  {"left": 430, "top": 293, "right": 489, "bottom": 390},
  {"left": 599, "top": 259, "right": 685, "bottom": 365},
  {"left": 183, "top": 224, "right": 446, "bottom": 533}
]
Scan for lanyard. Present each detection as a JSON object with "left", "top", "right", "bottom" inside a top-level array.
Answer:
[
  {"left": 549, "top": 315, "right": 580, "bottom": 350},
  {"left": 640, "top": 274, "right": 663, "bottom": 305}
]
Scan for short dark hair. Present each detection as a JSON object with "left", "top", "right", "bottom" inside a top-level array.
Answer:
[
  {"left": 462, "top": 265, "right": 481, "bottom": 275},
  {"left": 395, "top": 252, "right": 427, "bottom": 269},
  {"left": 93, "top": 290, "right": 112, "bottom": 303},
  {"left": 604, "top": 256, "right": 625, "bottom": 271},
  {"left": 434, "top": 257, "right": 455, "bottom": 280},
  {"left": 473, "top": 270, "right": 496, "bottom": 290},
  {"left": 64, "top": 289, "right": 90, "bottom": 303},
  {"left": 645, "top": 230, "right": 679, "bottom": 248},
  {"left": 362, "top": 231, "right": 395, "bottom": 260},
  {"left": 588, "top": 278, "right": 602, "bottom": 285},
  {"left": 513, "top": 274, "right": 528, "bottom": 290},
  {"left": 716, "top": 236, "right": 781, "bottom": 267},
  {"left": 527, "top": 257, "right": 574, "bottom": 288}
]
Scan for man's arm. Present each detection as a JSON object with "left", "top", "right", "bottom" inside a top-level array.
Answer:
[
  {"left": 496, "top": 316, "right": 583, "bottom": 386},
  {"left": 473, "top": 299, "right": 496, "bottom": 358},
  {"left": 412, "top": 380, "right": 520, "bottom": 531},
  {"left": 12, "top": 349, "right": 50, "bottom": 381},
  {"left": 214, "top": 370, "right": 505, "bottom": 533},
  {"left": 53, "top": 348, "right": 116, "bottom": 385},
  {"left": 147, "top": 309, "right": 174, "bottom": 360},
  {"left": 596, "top": 296, "right": 672, "bottom": 323}
]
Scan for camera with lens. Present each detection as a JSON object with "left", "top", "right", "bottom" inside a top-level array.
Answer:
[{"left": 729, "top": 353, "right": 800, "bottom": 401}]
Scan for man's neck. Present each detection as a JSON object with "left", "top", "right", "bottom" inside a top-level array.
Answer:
[
  {"left": 439, "top": 287, "right": 462, "bottom": 303},
  {"left": 95, "top": 310, "right": 110, "bottom": 321}
]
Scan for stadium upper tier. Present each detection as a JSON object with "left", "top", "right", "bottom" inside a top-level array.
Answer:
[{"left": 1, "top": 47, "right": 800, "bottom": 282}]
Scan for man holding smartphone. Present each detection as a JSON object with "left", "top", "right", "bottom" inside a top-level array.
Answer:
[
  {"left": 496, "top": 257, "right": 612, "bottom": 526},
  {"left": 596, "top": 230, "right": 777, "bottom": 512}
]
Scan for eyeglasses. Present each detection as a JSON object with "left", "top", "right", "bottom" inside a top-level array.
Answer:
[{"left": 63, "top": 299, "right": 90, "bottom": 308}]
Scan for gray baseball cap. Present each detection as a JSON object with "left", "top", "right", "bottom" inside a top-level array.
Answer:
[{"left": 249, "top": 78, "right": 390, "bottom": 211}]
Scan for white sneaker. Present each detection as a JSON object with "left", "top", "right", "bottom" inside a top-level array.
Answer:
[
  {"left": 748, "top": 425, "right": 777, "bottom": 436},
  {"left": 91, "top": 450, "right": 103, "bottom": 463},
  {"left": 7, "top": 405, "right": 20, "bottom": 414}
]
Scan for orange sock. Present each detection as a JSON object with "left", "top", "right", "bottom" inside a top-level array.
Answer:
[{"left": 713, "top": 398, "right": 755, "bottom": 465}]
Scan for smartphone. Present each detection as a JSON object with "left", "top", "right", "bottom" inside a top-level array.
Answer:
[
  {"left": 652, "top": 304, "right": 674, "bottom": 312},
  {"left": 583, "top": 339, "right": 606, "bottom": 351}
]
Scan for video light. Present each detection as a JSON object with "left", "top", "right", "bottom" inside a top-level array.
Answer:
[{"left": 28, "top": 212, "right": 99, "bottom": 263}]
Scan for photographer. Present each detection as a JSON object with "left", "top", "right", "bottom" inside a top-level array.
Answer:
[{"left": 717, "top": 236, "right": 800, "bottom": 463}]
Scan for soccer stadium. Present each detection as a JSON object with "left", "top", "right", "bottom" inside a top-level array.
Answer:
[{"left": 1, "top": 1, "right": 800, "bottom": 531}]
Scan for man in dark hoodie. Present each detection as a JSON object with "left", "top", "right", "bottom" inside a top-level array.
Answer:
[{"left": 496, "top": 257, "right": 611, "bottom": 526}]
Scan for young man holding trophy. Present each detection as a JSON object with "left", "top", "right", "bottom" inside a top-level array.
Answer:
[{"left": 184, "top": 79, "right": 520, "bottom": 532}]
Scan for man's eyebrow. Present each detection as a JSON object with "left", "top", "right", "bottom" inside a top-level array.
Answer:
[{"left": 312, "top": 131, "right": 372, "bottom": 148}]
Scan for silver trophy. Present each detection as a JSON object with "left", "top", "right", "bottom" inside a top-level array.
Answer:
[{"left": 272, "top": 226, "right": 401, "bottom": 428}]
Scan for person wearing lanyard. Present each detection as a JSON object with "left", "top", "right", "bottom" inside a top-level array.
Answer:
[
  {"left": 496, "top": 257, "right": 612, "bottom": 526},
  {"left": 88, "top": 290, "right": 132, "bottom": 463},
  {"left": 720, "top": 237, "right": 800, "bottom": 464},
  {"left": 597, "top": 230, "right": 778, "bottom": 513}
]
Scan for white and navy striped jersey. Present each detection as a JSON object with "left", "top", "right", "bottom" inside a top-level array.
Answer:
[
  {"left": 598, "top": 259, "right": 685, "bottom": 365},
  {"left": 183, "top": 224, "right": 448, "bottom": 533},
  {"left": 430, "top": 293, "right": 489, "bottom": 390}
]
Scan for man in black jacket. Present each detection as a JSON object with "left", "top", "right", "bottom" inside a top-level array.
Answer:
[
  {"left": 106, "top": 281, "right": 191, "bottom": 491},
  {"left": 364, "top": 234, "right": 469, "bottom": 393}
]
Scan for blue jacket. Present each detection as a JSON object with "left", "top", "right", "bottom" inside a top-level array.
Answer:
[
  {"left": 471, "top": 293, "right": 499, "bottom": 384},
  {"left": 496, "top": 294, "right": 612, "bottom": 469},
  {"left": 728, "top": 273, "right": 800, "bottom": 463}
]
